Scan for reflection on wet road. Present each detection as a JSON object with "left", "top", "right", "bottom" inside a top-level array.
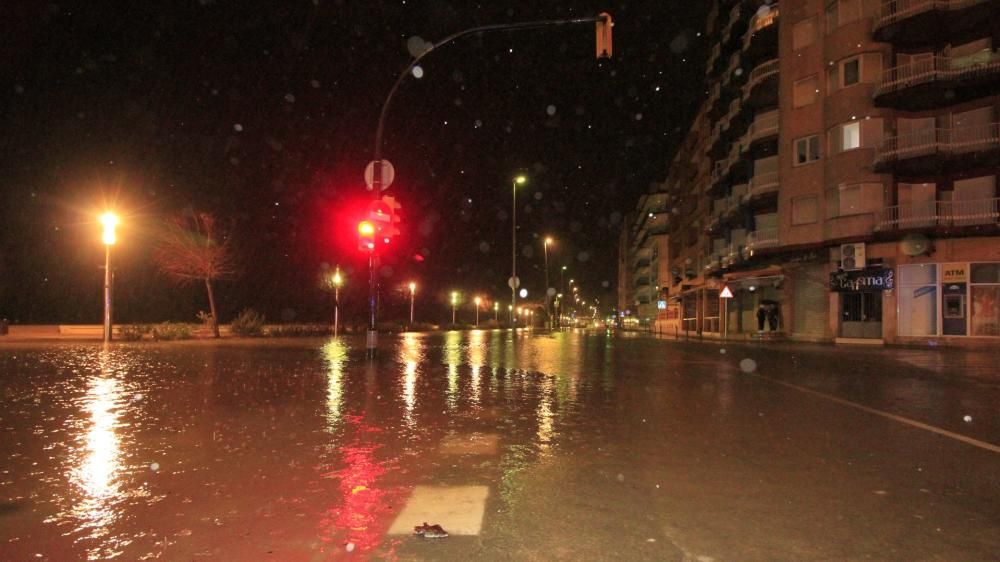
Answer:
[{"left": 0, "top": 331, "right": 998, "bottom": 560}]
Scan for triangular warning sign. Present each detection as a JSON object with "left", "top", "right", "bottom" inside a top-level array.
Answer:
[{"left": 720, "top": 286, "right": 734, "bottom": 299}]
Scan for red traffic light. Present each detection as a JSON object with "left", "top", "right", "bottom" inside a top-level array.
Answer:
[{"left": 358, "top": 220, "right": 376, "bottom": 252}]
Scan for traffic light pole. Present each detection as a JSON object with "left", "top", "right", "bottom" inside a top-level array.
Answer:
[{"left": 366, "top": 13, "right": 611, "bottom": 358}]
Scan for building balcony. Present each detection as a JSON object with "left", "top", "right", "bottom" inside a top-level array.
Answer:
[
  {"left": 721, "top": 242, "right": 744, "bottom": 268},
  {"left": 744, "top": 172, "right": 779, "bottom": 204},
  {"left": 873, "top": 0, "right": 992, "bottom": 45},
  {"left": 706, "top": 43, "right": 721, "bottom": 75},
  {"left": 874, "top": 123, "right": 1000, "bottom": 173},
  {"left": 875, "top": 197, "right": 1000, "bottom": 231},
  {"left": 634, "top": 276, "right": 651, "bottom": 288},
  {"left": 741, "top": 4, "right": 779, "bottom": 64},
  {"left": 741, "top": 110, "right": 779, "bottom": 156},
  {"left": 742, "top": 58, "right": 779, "bottom": 110},
  {"left": 703, "top": 253, "right": 724, "bottom": 274},
  {"left": 742, "top": 228, "right": 779, "bottom": 259},
  {"left": 875, "top": 53, "right": 1000, "bottom": 111}
]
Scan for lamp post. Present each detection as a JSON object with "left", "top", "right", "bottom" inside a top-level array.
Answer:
[
  {"left": 332, "top": 267, "right": 344, "bottom": 337},
  {"left": 99, "top": 212, "right": 118, "bottom": 343},
  {"left": 511, "top": 175, "right": 526, "bottom": 327},
  {"left": 474, "top": 296, "right": 482, "bottom": 327},
  {"left": 508, "top": 304, "right": 513, "bottom": 325},
  {"left": 494, "top": 302, "right": 499, "bottom": 323},
  {"left": 408, "top": 281, "right": 416, "bottom": 326},
  {"left": 451, "top": 291, "right": 458, "bottom": 325},
  {"left": 543, "top": 237, "right": 552, "bottom": 329}
]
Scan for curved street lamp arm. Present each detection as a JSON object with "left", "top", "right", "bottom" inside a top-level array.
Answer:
[{"left": 371, "top": 15, "right": 606, "bottom": 187}]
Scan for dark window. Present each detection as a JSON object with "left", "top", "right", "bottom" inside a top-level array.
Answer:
[
  {"left": 971, "top": 263, "right": 1000, "bottom": 283},
  {"left": 843, "top": 58, "right": 860, "bottom": 86},
  {"left": 795, "top": 135, "right": 820, "bottom": 165}
]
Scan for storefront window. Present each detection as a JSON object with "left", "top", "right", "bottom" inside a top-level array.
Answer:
[
  {"left": 971, "top": 263, "right": 1000, "bottom": 336},
  {"left": 898, "top": 264, "right": 937, "bottom": 336}
]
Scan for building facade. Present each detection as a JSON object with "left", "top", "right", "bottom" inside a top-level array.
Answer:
[{"left": 621, "top": 0, "right": 1000, "bottom": 345}]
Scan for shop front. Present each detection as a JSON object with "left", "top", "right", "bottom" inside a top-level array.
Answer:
[
  {"left": 897, "top": 261, "right": 1000, "bottom": 339},
  {"left": 830, "top": 267, "right": 894, "bottom": 340}
]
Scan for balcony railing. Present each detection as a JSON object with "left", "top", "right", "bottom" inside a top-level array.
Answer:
[
  {"left": 721, "top": 3, "right": 743, "bottom": 43},
  {"left": 745, "top": 171, "right": 779, "bottom": 201},
  {"left": 876, "top": 52, "right": 1000, "bottom": 96},
  {"left": 703, "top": 253, "right": 723, "bottom": 273},
  {"left": 706, "top": 43, "right": 721, "bottom": 74},
  {"left": 877, "top": 198, "right": 1000, "bottom": 230},
  {"left": 722, "top": 52, "right": 742, "bottom": 86},
  {"left": 743, "top": 228, "right": 779, "bottom": 258},
  {"left": 742, "top": 58, "right": 779, "bottom": 102},
  {"left": 721, "top": 242, "right": 744, "bottom": 267},
  {"left": 744, "top": 111, "right": 779, "bottom": 145},
  {"left": 875, "top": 0, "right": 989, "bottom": 30},
  {"left": 742, "top": 5, "right": 779, "bottom": 51},
  {"left": 875, "top": 123, "right": 1000, "bottom": 164}
]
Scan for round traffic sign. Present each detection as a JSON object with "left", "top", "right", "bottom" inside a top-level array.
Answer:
[
  {"left": 364, "top": 160, "right": 395, "bottom": 191},
  {"left": 508, "top": 276, "right": 520, "bottom": 290}
]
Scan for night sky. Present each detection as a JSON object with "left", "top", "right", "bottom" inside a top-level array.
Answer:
[{"left": 1, "top": 1, "right": 708, "bottom": 325}]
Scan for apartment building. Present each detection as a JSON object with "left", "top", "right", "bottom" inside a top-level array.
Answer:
[
  {"left": 618, "top": 184, "right": 672, "bottom": 329},
  {"left": 621, "top": 0, "right": 1000, "bottom": 344}
]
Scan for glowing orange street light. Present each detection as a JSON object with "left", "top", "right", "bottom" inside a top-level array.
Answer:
[
  {"left": 474, "top": 296, "right": 482, "bottom": 327},
  {"left": 332, "top": 267, "right": 344, "bottom": 337},
  {"left": 99, "top": 212, "right": 119, "bottom": 343},
  {"left": 408, "top": 282, "right": 417, "bottom": 325}
]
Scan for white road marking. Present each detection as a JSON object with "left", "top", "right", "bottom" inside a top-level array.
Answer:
[
  {"left": 388, "top": 485, "right": 489, "bottom": 536},
  {"left": 757, "top": 375, "right": 1000, "bottom": 454}
]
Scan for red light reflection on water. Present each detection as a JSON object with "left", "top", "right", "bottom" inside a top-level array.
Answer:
[{"left": 318, "top": 415, "right": 402, "bottom": 555}]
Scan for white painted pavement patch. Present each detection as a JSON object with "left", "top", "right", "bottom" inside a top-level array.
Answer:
[{"left": 388, "top": 485, "right": 490, "bottom": 536}]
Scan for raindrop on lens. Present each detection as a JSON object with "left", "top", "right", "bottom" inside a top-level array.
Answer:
[
  {"left": 739, "top": 358, "right": 757, "bottom": 373},
  {"left": 412, "top": 66, "right": 424, "bottom": 79},
  {"left": 546, "top": 105, "right": 556, "bottom": 116},
  {"left": 150, "top": 462, "right": 160, "bottom": 472},
  {"left": 963, "top": 415, "right": 972, "bottom": 423}
]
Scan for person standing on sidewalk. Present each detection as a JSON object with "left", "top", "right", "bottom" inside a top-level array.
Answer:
[{"left": 756, "top": 304, "right": 766, "bottom": 333}]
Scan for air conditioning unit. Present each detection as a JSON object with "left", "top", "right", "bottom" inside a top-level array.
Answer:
[{"left": 841, "top": 243, "right": 866, "bottom": 271}]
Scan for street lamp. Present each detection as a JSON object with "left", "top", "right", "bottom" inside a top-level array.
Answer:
[
  {"left": 474, "top": 296, "right": 482, "bottom": 327},
  {"left": 99, "top": 212, "right": 118, "bottom": 343},
  {"left": 511, "top": 175, "right": 527, "bottom": 327},
  {"left": 508, "top": 304, "right": 513, "bottom": 325},
  {"left": 408, "top": 281, "right": 416, "bottom": 326},
  {"left": 332, "top": 267, "right": 344, "bottom": 337},
  {"left": 543, "top": 237, "right": 552, "bottom": 329},
  {"left": 451, "top": 291, "right": 459, "bottom": 325},
  {"left": 494, "top": 302, "right": 499, "bottom": 323}
]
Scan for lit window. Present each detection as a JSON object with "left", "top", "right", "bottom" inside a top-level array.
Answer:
[{"left": 842, "top": 122, "right": 861, "bottom": 151}]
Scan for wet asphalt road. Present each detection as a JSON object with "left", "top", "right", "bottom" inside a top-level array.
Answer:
[{"left": 1, "top": 330, "right": 998, "bottom": 561}]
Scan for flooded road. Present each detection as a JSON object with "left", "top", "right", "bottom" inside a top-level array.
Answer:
[{"left": 1, "top": 331, "right": 998, "bottom": 560}]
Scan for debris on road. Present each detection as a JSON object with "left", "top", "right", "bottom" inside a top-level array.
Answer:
[{"left": 413, "top": 522, "right": 449, "bottom": 539}]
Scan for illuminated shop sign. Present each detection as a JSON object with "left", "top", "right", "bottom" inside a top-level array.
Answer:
[{"left": 829, "top": 268, "right": 895, "bottom": 292}]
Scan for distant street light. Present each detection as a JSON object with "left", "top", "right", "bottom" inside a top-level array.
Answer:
[
  {"left": 332, "top": 267, "right": 344, "bottom": 337},
  {"left": 494, "top": 302, "right": 499, "bottom": 323},
  {"left": 99, "top": 212, "right": 118, "bottom": 343},
  {"left": 408, "top": 281, "right": 416, "bottom": 326},
  {"left": 451, "top": 291, "right": 459, "bottom": 325},
  {"left": 474, "top": 296, "right": 482, "bottom": 327},
  {"left": 511, "top": 175, "right": 527, "bottom": 327},
  {"left": 543, "top": 237, "right": 553, "bottom": 329}
]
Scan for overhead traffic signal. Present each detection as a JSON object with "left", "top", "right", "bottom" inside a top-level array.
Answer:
[
  {"left": 358, "top": 220, "right": 376, "bottom": 252},
  {"left": 365, "top": 195, "right": 402, "bottom": 245}
]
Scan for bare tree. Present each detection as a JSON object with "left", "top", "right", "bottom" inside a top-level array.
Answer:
[{"left": 154, "top": 212, "right": 236, "bottom": 338}]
